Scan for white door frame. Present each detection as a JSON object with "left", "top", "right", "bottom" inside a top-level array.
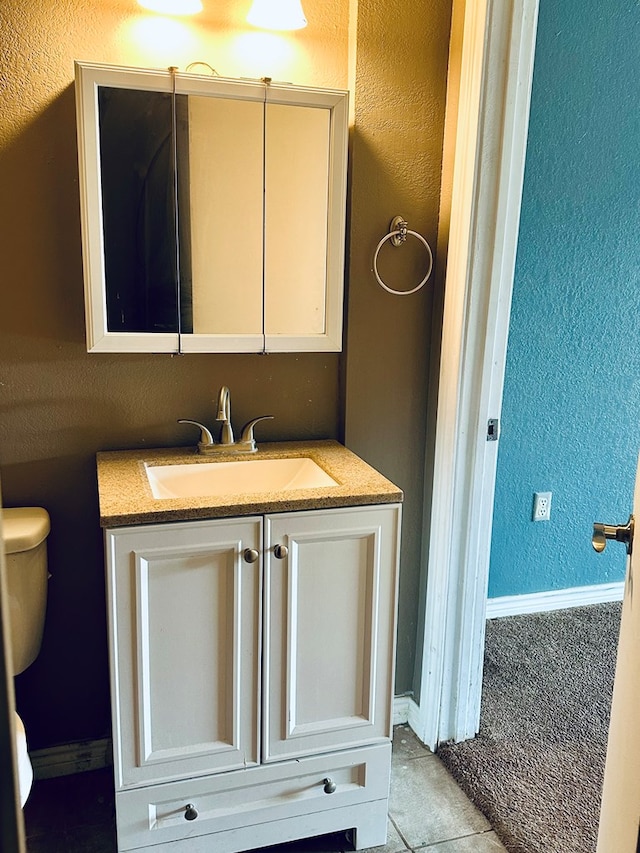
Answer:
[{"left": 410, "top": 0, "right": 541, "bottom": 749}]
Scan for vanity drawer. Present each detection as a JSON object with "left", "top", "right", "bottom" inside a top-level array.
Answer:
[{"left": 115, "top": 743, "right": 391, "bottom": 851}]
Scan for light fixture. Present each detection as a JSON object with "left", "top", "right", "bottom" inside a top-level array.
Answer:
[
  {"left": 246, "top": 0, "right": 307, "bottom": 31},
  {"left": 137, "top": 0, "right": 203, "bottom": 15}
]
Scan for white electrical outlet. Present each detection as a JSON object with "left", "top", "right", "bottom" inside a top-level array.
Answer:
[{"left": 533, "top": 491, "right": 552, "bottom": 522}]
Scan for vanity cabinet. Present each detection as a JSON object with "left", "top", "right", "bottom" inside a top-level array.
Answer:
[
  {"left": 105, "top": 503, "right": 401, "bottom": 852},
  {"left": 75, "top": 62, "right": 348, "bottom": 354}
]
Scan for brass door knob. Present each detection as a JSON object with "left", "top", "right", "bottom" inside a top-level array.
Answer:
[
  {"left": 243, "top": 548, "right": 259, "bottom": 563},
  {"left": 273, "top": 544, "right": 289, "bottom": 559},
  {"left": 592, "top": 515, "right": 634, "bottom": 555}
]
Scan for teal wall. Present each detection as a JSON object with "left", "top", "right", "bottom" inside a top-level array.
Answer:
[{"left": 489, "top": 0, "right": 640, "bottom": 599}]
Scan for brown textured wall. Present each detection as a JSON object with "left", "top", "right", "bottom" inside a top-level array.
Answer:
[
  {"left": 345, "top": 0, "right": 452, "bottom": 693},
  {"left": 0, "top": 0, "right": 349, "bottom": 750},
  {"left": 0, "top": 0, "right": 452, "bottom": 750}
]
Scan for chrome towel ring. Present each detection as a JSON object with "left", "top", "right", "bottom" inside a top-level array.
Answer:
[{"left": 373, "top": 215, "right": 434, "bottom": 295}]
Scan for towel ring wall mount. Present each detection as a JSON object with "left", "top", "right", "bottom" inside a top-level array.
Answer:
[{"left": 372, "top": 215, "right": 434, "bottom": 296}]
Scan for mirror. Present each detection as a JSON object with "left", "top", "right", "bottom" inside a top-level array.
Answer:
[
  {"left": 97, "top": 85, "right": 179, "bottom": 336},
  {"left": 75, "top": 62, "right": 348, "bottom": 354},
  {"left": 181, "top": 95, "right": 264, "bottom": 338}
]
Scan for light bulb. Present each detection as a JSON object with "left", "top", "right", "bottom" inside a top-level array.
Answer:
[
  {"left": 246, "top": 0, "right": 307, "bottom": 31},
  {"left": 137, "top": 0, "right": 203, "bottom": 15}
]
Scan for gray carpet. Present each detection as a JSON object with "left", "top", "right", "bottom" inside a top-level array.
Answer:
[{"left": 437, "top": 602, "right": 622, "bottom": 853}]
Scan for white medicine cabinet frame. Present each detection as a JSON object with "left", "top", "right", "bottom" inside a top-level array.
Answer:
[{"left": 75, "top": 61, "right": 349, "bottom": 354}]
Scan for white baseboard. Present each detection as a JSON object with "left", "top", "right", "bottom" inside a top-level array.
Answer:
[
  {"left": 406, "top": 697, "right": 423, "bottom": 741},
  {"left": 486, "top": 581, "right": 625, "bottom": 619},
  {"left": 393, "top": 696, "right": 431, "bottom": 749},
  {"left": 30, "top": 737, "right": 112, "bottom": 780},
  {"left": 32, "top": 703, "right": 420, "bottom": 780},
  {"left": 33, "top": 705, "right": 424, "bottom": 781},
  {"left": 393, "top": 695, "right": 411, "bottom": 725}
]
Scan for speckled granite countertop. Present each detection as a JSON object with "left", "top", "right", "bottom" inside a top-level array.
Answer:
[{"left": 97, "top": 440, "right": 403, "bottom": 528}]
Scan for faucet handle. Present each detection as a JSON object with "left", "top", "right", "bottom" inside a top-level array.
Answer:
[
  {"left": 237, "top": 416, "right": 274, "bottom": 453},
  {"left": 177, "top": 419, "right": 215, "bottom": 451}
]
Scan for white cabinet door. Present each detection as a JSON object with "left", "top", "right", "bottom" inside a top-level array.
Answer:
[
  {"left": 263, "top": 505, "right": 401, "bottom": 762},
  {"left": 106, "top": 517, "right": 262, "bottom": 789}
]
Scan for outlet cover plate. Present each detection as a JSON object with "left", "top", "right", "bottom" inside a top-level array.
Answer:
[{"left": 533, "top": 491, "right": 552, "bottom": 522}]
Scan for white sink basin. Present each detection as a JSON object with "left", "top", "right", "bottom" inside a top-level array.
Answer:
[{"left": 145, "top": 457, "right": 338, "bottom": 500}]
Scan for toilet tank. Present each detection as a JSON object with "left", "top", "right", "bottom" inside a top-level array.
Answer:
[{"left": 2, "top": 508, "right": 50, "bottom": 675}]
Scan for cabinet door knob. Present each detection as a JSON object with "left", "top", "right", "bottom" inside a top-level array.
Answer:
[
  {"left": 243, "top": 548, "right": 259, "bottom": 563},
  {"left": 184, "top": 803, "right": 198, "bottom": 821},
  {"left": 273, "top": 544, "right": 288, "bottom": 559},
  {"left": 323, "top": 777, "right": 337, "bottom": 794}
]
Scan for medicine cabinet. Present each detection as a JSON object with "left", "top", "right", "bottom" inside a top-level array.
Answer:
[{"left": 74, "top": 62, "right": 349, "bottom": 353}]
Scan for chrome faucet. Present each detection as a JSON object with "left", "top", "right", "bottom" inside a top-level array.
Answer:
[
  {"left": 178, "top": 385, "right": 273, "bottom": 454},
  {"left": 216, "top": 386, "right": 234, "bottom": 446}
]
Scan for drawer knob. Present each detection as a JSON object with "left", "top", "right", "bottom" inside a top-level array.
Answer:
[
  {"left": 323, "top": 777, "right": 337, "bottom": 794},
  {"left": 184, "top": 803, "right": 198, "bottom": 821},
  {"left": 243, "top": 548, "right": 259, "bottom": 563},
  {"left": 274, "top": 544, "right": 288, "bottom": 559}
]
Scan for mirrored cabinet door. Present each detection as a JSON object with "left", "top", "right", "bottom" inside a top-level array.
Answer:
[
  {"left": 180, "top": 95, "right": 264, "bottom": 341},
  {"left": 75, "top": 62, "right": 348, "bottom": 354},
  {"left": 76, "top": 64, "right": 181, "bottom": 352},
  {"left": 264, "top": 102, "right": 330, "bottom": 342}
]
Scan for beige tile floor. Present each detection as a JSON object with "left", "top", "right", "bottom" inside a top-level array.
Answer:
[
  {"left": 372, "top": 726, "right": 506, "bottom": 853},
  {"left": 23, "top": 726, "right": 507, "bottom": 852}
]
